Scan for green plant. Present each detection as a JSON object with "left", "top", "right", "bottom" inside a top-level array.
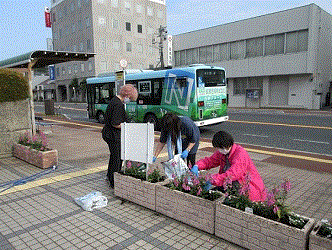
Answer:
[
  {"left": 122, "top": 161, "right": 165, "bottom": 183},
  {"left": 318, "top": 220, "right": 332, "bottom": 239},
  {"left": 223, "top": 175, "right": 308, "bottom": 229},
  {"left": 0, "top": 68, "right": 30, "bottom": 103},
  {"left": 167, "top": 172, "right": 222, "bottom": 201},
  {"left": 18, "top": 131, "right": 51, "bottom": 151}
]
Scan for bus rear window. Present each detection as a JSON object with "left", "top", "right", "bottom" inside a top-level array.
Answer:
[{"left": 196, "top": 69, "right": 225, "bottom": 87}]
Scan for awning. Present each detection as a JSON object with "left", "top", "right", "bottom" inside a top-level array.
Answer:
[{"left": 0, "top": 50, "right": 95, "bottom": 69}]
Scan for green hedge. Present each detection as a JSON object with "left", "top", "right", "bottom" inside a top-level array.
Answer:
[{"left": 0, "top": 68, "right": 30, "bottom": 103}]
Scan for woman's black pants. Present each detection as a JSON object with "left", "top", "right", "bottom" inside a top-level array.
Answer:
[{"left": 107, "top": 140, "right": 122, "bottom": 188}]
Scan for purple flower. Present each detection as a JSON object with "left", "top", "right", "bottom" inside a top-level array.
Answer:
[
  {"left": 173, "top": 178, "right": 179, "bottom": 187},
  {"left": 183, "top": 177, "right": 189, "bottom": 185},
  {"left": 266, "top": 191, "right": 276, "bottom": 206},
  {"left": 223, "top": 176, "right": 232, "bottom": 190},
  {"left": 281, "top": 180, "right": 291, "bottom": 192}
]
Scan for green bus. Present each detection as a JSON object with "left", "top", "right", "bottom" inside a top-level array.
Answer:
[{"left": 86, "top": 64, "right": 228, "bottom": 128}]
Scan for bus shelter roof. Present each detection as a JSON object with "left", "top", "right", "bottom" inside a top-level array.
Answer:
[{"left": 0, "top": 50, "right": 95, "bottom": 69}]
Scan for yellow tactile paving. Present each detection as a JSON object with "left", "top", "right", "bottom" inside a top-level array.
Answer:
[{"left": 0, "top": 165, "right": 107, "bottom": 197}]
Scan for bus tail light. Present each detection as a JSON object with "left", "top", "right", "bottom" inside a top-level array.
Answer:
[
  {"left": 222, "top": 99, "right": 226, "bottom": 104},
  {"left": 198, "top": 101, "right": 204, "bottom": 107}
]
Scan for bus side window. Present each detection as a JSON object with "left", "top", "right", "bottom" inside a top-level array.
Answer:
[
  {"left": 152, "top": 80, "right": 162, "bottom": 105},
  {"left": 175, "top": 78, "right": 187, "bottom": 88}
]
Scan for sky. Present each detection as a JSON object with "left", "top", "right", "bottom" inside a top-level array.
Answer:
[{"left": 0, "top": 0, "right": 332, "bottom": 62}]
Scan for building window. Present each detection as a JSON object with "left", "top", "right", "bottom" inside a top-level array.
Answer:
[
  {"left": 138, "top": 44, "right": 143, "bottom": 53},
  {"left": 147, "top": 7, "right": 153, "bottom": 16},
  {"left": 265, "top": 33, "right": 284, "bottom": 56},
  {"left": 246, "top": 37, "right": 263, "bottom": 58},
  {"left": 199, "top": 46, "right": 212, "bottom": 63},
  {"left": 74, "top": 64, "right": 78, "bottom": 74},
  {"left": 157, "top": 10, "right": 163, "bottom": 18},
  {"left": 180, "top": 50, "right": 186, "bottom": 65},
  {"left": 62, "top": 67, "right": 65, "bottom": 75},
  {"left": 81, "top": 63, "right": 85, "bottom": 72},
  {"left": 230, "top": 40, "right": 245, "bottom": 60},
  {"left": 248, "top": 77, "right": 263, "bottom": 96},
  {"left": 137, "top": 24, "right": 142, "bottom": 33},
  {"left": 98, "top": 17, "right": 106, "bottom": 25},
  {"left": 286, "top": 30, "right": 308, "bottom": 53},
  {"left": 136, "top": 4, "right": 142, "bottom": 13},
  {"left": 85, "top": 17, "right": 91, "bottom": 28},
  {"left": 68, "top": 66, "right": 72, "bottom": 75},
  {"left": 80, "top": 42, "right": 84, "bottom": 52},
  {"left": 100, "top": 40, "right": 106, "bottom": 51},
  {"left": 233, "top": 78, "right": 246, "bottom": 95},
  {"left": 87, "top": 39, "right": 91, "bottom": 51},
  {"left": 124, "top": 1, "right": 131, "bottom": 11},
  {"left": 126, "top": 42, "right": 132, "bottom": 52},
  {"left": 88, "top": 61, "right": 93, "bottom": 71},
  {"left": 100, "top": 61, "right": 107, "bottom": 72},
  {"left": 113, "top": 19, "right": 118, "bottom": 29},
  {"left": 113, "top": 41, "right": 120, "bottom": 50},
  {"left": 126, "top": 22, "right": 131, "bottom": 31},
  {"left": 111, "top": 0, "right": 118, "bottom": 7},
  {"left": 213, "top": 44, "right": 221, "bottom": 62},
  {"left": 183, "top": 48, "right": 198, "bottom": 66}
]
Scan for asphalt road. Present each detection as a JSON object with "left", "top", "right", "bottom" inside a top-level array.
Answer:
[{"left": 34, "top": 102, "right": 332, "bottom": 156}]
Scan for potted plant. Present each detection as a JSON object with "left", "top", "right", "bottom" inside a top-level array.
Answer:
[
  {"left": 309, "top": 220, "right": 332, "bottom": 250},
  {"left": 155, "top": 171, "right": 223, "bottom": 234},
  {"left": 13, "top": 131, "right": 58, "bottom": 169},
  {"left": 215, "top": 175, "right": 315, "bottom": 250},
  {"left": 114, "top": 161, "right": 169, "bottom": 211}
]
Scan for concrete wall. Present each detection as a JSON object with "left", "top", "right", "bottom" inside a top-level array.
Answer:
[{"left": 0, "top": 99, "right": 32, "bottom": 158}]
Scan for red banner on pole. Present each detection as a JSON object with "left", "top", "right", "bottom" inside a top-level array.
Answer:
[{"left": 45, "top": 7, "right": 51, "bottom": 28}]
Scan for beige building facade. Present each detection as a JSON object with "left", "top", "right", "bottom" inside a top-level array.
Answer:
[
  {"left": 50, "top": 0, "right": 167, "bottom": 102},
  {"left": 172, "top": 4, "right": 332, "bottom": 109}
]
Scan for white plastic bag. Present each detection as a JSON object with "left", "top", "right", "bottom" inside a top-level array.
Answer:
[
  {"left": 74, "top": 191, "right": 108, "bottom": 211},
  {"left": 162, "top": 154, "right": 189, "bottom": 179}
]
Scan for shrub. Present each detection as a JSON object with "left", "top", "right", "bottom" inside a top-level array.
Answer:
[
  {"left": 0, "top": 68, "right": 30, "bottom": 103},
  {"left": 18, "top": 131, "right": 51, "bottom": 151},
  {"left": 122, "top": 161, "right": 166, "bottom": 183}
]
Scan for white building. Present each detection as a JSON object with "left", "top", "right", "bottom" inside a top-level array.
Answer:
[{"left": 172, "top": 4, "right": 332, "bottom": 109}]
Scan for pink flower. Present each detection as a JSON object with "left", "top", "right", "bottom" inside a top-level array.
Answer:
[
  {"left": 183, "top": 177, "right": 189, "bottom": 185},
  {"left": 182, "top": 183, "right": 191, "bottom": 191},
  {"left": 126, "top": 161, "right": 132, "bottom": 168},
  {"left": 273, "top": 205, "right": 279, "bottom": 214},
  {"left": 223, "top": 176, "right": 232, "bottom": 190},
  {"left": 197, "top": 186, "right": 202, "bottom": 196},
  {"left": 192, "top": 176, "right": 200, "bottom": 186}
]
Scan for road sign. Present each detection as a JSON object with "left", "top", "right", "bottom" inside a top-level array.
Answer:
[{"left": 120, "top": 59, "right": 128, "bottom": 69}]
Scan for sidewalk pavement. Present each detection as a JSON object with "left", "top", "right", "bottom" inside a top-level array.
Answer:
[{"left": 0, "top": 119, "right": 331, "bottom": 250}]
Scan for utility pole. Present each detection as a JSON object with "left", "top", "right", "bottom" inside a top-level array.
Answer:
[{"left": 152, "top": 25, "right": 167, "bottom": 70}]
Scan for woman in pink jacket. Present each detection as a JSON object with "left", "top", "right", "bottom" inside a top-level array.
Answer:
[{"left": 192, "top": 131, "right": 266, "bottom": 202}]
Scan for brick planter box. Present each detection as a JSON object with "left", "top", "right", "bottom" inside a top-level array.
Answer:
[
  {"left": 215, "top": 201, "right": 315, "bottom": 250},
  {"left": 309, "top": 221, "right": 332, "bottom": 250},
  {"left": 155, "top": 185, "right": 223, "bottom": 234},
  {"left": 114, "top": 172, "right": 169, "bottom": 211},
  {"left": 13, "top": 143, "right": 58, "bottom": 169}
]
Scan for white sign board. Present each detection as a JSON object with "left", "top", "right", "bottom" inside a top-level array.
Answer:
[{"left": 121, "top": 123, "right": 154, "bottom": 164}]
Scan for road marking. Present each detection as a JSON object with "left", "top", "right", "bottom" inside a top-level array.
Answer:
[
  {"left": 293, "top": 139, "right": 330, "bottom": 145},
  {"left": 44, "top": 118, "right": 102, "bottom": 129},
  {"left": 228, "top": 120, "right": 332, "bottom": 130},
  {"left": 243, "top": 133, "right": 269, "bottom": 138},
  {"left": 245, "top": 148, "right": 332, "bottom": 164},
  {"left": 35, "top": 104, "right": 86, "bottom": 112},
  {"left": 46, "top": 119, "right": 332, "bottom": 164}
]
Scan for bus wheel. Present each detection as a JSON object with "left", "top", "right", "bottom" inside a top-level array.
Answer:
[
  {"left": 144, "top": 114, "right": 159, "bottom": 131},
  {"left": 97, "top": 112, "right": 105, "bottom": 124}
]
